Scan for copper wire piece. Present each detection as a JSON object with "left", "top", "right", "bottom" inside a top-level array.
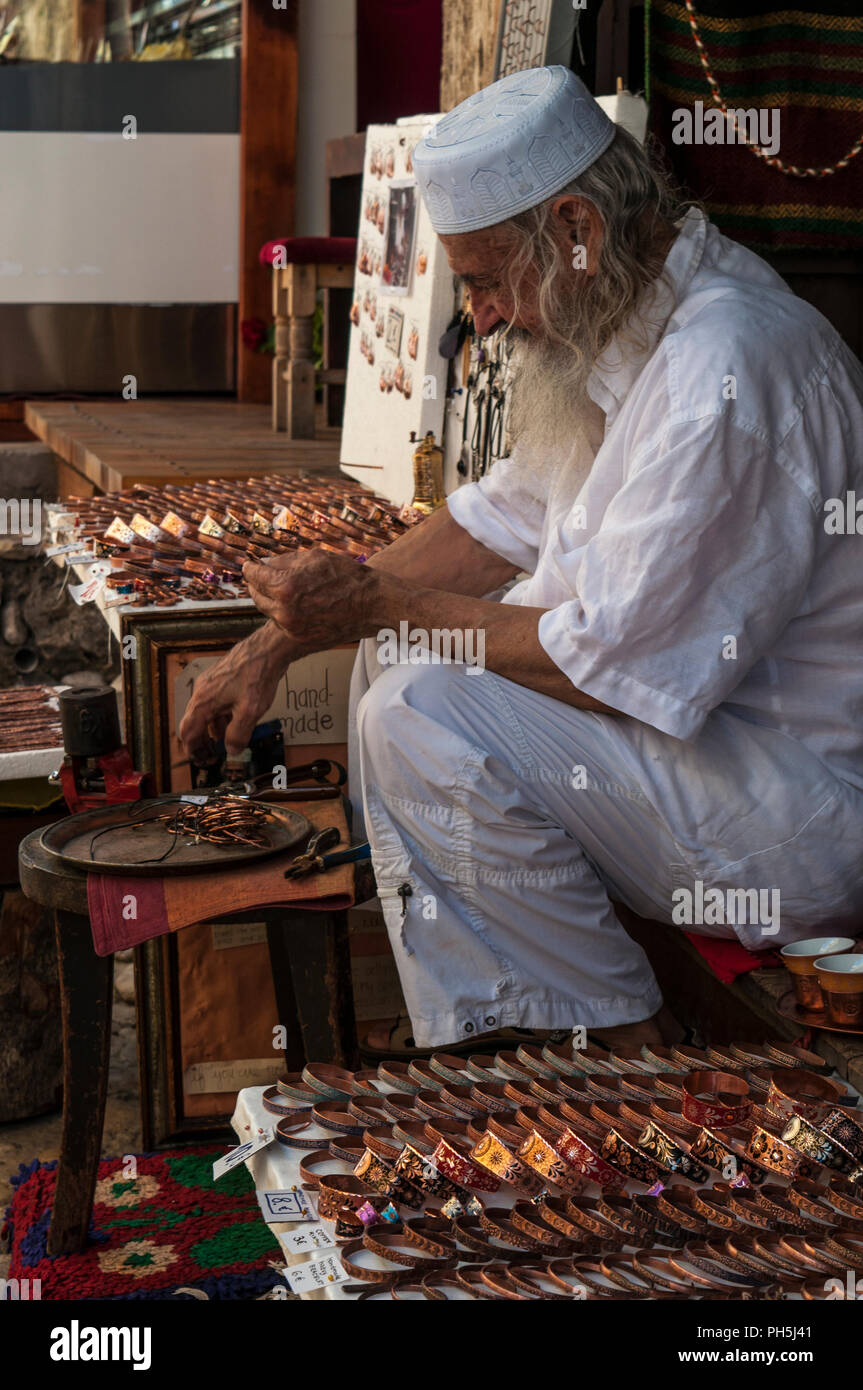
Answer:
[
  {"left": 156, "top": 797, "right": 276, "bottom": 849},
  {"left": 84, "top": 797, "right": 280, "bottom": 864}
]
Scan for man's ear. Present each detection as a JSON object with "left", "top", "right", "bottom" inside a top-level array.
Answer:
[{"left": 550, "top": 194, "right": 602, "bottom": 275}]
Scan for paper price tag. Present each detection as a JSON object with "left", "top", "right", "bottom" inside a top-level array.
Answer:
[
  {"left": 280, "top": 1225, "right": 334, "bottom": 1254},
  {"left": 257, "top": 1189, "right": 313, "bottom": 1222},
  {"left": 285, "top": 1253, "right": 350, "bottom": 1295},
  {"left": 180, "top": 794, "right": 209, "bottom": 804},
  {"left": 44, "top": 541, "right": 83, "bottom": 557},
  {"left": 212, "top": 1127, "right": 274, "bottom": 1180}
]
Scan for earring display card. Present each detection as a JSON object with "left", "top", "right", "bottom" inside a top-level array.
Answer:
[{"left": 341, "top": 117, "right": 456, "bottom": 507}]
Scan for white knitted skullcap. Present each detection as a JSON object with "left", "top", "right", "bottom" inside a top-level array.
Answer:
[{"left": 413, "top": 66, "right": 616, "bottom": 235}]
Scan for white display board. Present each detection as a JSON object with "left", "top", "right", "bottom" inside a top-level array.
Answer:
[{"left": 339, "top": 118, "right": 457, "bottom": 507}]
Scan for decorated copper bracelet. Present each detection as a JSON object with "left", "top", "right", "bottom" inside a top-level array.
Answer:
[
  {"left": 745, "top": 1122, "right": 814, "bottom": 1180},
  {"left": 690, "top": 1125, "right": 770, "bottom": 1185},
  {"left": 781, "top": 1114, "right": 859, "bottom": 1176},
  {"left": 469, "top": 1082, "right": 515, "bottom": 1114},
  {"left": 765, "top": 1068, "right": 843, "bottom": 1123},
  {"left": 275, "top": 1115, "right": 329, "bottom": 1151},
  {"left": 347, "top": 1096, "right": 392, "bottom": 1129},
  {"left": 600, "top": 1123, "right": 666, "bottom": 1186},
  {"left": 597, "top": 1192, "right": 651, "bottom": 1242},
  {"left": 636, "top": 1118, "right": 711, "bottom": 1183},
  {"left": 477, "top": 1206, "right": 548, "bottom": 1252},
  {"left": 338, "top": 1239, "right": 399, "bottom": 1285},
  {"left": 407, "top": 1059, "right": 446, "bottom": 1091},
  {"left": 509, "top": 1201, "right": 574, "bottom": 1251},
  {"left": 818, "top": 1107, "right": 863, "bottom": 1161},
  {"left": 275, "top": 1072, "right": 319, "bottom": 1104},
  {"left": 828, "top": 1177, "right": 863, "bottom": 1220},
  {"left": 551, "top": 1126, "right": 627, "bottom": 1190},
  {"left": 317, "top": 1174, "right": 376, "bottom": 1220},
  {"left": 469, "top": 1130, "right": 545, "bottom": 1197},
  {"left": 655, "top": 1188, "right": 710, "bottom": 1237},
  {"left": 262, "top": 1085, "right": 310, "bottom": 1117},
  {"left": 431, "top": 1136, "right": 500, "bottom": 1193},
  {"left": 361, "top": 1126, "right": 402, "bottom": 1162},
  {"left": 353, "top": 1147, "right": 424, "bottom": 1210},
  {"left": 681, "top": 1070, "right": 751, "bottom": 1128},
  {"left": 302, "top": 1063, "right": 355, "bottom": 1101},
  {"left": 310, "top": 1102, "right": 366, "bottom": 1136},
  {"left": 392, "top": 1141, "right": 480, "bottom": 1215},
  {"left": 516, "top": 1128, "right": 585, "bottom": 1194},
  {"left": 629, "top": 1194, "right": 688, "bottom": 1246}
]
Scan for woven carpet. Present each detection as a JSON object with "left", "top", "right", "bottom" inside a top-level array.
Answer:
[
  {"left": 4, "top": 1149, "right": 282, "bottom": 1300},
  {"left": 647, "top": 0, "right": 863, "bottom": 251}
]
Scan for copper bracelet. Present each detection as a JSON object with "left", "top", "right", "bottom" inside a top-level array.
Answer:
[
  {"left": 636, "top": 1118, "right": 711, "bottom": 1183},
  {"left": 516, "top": 1128, "right": 585, "bottom": 1194},
  {"left": 431, "top": 1136, "right": 500, "bottom": 1193},
  {"left": 819, "top": 1107, "right": 863, "bottom": 1162},
  {"left": 746, "top": 1122, "right": 814, "bottom": 1180},
  {"left": 600, "top": 1123, "right": 666, "bottom": 1186},
  {"left": 682, "top": 1069, "right": 751, "bottom": 1127},
  {"left": 552, "top": 1125, "right": 627, "bottom": 1190},
  {"left": 781, "top": 1113, "right": 859, "bottom": 1176},
  {"left": 469, "top": 1130, "right": 545, "bottom": 1197},
  {"left": 360, "top": 1126, "right": 401, "bottom": 1163},
  {"left": 766, "top": 1068, "right": 843, "bottom": 1123}
]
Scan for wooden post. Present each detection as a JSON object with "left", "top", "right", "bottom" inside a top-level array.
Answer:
[
  {"left": 238, "top": 0, "right": 299, "bottom": 404},
  {"left": 286, "top": 263, "right": 317, "bottom": 438},
  {"left": 440, "top": 0, "right": 502, "bottom": 109},
  {"left": 272, "top": 268, "right": 289, "bottom": 431}
]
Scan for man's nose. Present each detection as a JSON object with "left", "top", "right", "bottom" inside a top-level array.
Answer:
[{"left": 472, "top": 297, "right": 502, "bottom": 337}]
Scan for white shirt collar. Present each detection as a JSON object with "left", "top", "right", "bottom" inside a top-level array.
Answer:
[{"left": 587, "top": 207, "right": 708, "bottom": 419}]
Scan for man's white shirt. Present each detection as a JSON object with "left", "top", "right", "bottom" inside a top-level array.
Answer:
[{"left": 448, "top": 207, "right": 863, "bottom": 792}]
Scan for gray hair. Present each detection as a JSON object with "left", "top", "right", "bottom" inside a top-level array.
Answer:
[{"left": 499, "top": 126, "right": 691, "bottom": 372}]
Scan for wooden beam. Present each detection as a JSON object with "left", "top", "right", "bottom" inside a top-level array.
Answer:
[
  {"left": 440, "top": 0, "right": 502, "bottom": 110},
  {"left": 238, "top": 0, "right": 299, "bottom": 404}
]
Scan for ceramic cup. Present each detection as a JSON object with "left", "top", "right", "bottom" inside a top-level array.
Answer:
[
  {"left": 780, "top": 937, "right": 856, "bottom": 1012},
  {"left": 813, "top": 953, "right": 863, "bottom": 1029}
]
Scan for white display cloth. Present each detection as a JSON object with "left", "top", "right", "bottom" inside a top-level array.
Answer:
[{"left": 231, "top": 1080, "right": 518, "bottom": 1301}]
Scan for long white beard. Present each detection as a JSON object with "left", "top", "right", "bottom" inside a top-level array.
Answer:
[{"left": 506, "top": 336, "right": 603, "bottom": 492}]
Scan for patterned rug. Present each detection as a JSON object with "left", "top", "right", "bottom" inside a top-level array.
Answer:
[
  {"left": 647, "top": 0, "right": 863, "bottom": 252},
  {"left": 4, "top": 1149, "right": 283, "bottom": 1300}
]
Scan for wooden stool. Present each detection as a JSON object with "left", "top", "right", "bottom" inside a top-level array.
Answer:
[
  {"left": 260, "top": 235, "right": 356, "bottom": 437},
  {"left": 18, "top": 823, "right": 372, "bottom": 1254}
]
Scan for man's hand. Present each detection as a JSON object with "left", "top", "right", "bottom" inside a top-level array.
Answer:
[
  {"left": 243, "top": 549, "right": 380, "bottom": 648},
  {"left": 179, "top": 620, "right": 295, "bottom": 758}
]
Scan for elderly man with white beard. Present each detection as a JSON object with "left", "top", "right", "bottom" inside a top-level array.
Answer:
[{"left": 180, "top": 67, "right": 863, "bottom": 1053}]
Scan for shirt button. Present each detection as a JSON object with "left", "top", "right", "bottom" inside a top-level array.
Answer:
[
  {"left": 463, "top": 1022, "right": 474, "bottom": 1033},
  {"left": 485, "top": 1015, "right": 496, "bottom": 1026}
]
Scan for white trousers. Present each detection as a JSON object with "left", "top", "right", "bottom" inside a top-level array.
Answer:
[{"left": 348, "top": 642, "right": 863, "bottom": 1047}]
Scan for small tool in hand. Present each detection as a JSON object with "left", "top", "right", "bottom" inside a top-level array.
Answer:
[{"left": 284, "top": 826, "right": 372, "bottom": 879}]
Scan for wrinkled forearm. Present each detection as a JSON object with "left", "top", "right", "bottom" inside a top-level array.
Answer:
[{"left": 367, "top": 505, "right": 517, "bottom": 595}]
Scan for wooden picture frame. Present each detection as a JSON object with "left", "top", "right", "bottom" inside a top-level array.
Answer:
[{"left": 122, "top": 607, "right": 356, "bottom": 1146}]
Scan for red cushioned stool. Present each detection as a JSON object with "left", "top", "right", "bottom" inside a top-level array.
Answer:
[{"left": 260, "top": 236, "right": 357, "bottom": 437}]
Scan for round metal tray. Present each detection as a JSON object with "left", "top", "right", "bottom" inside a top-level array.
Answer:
[
  {"left": 777, "top": 988, "right": 863, "bottom": 1038},
  {"left": 40, "top": 796, "right": 312, "bottom": 877}
]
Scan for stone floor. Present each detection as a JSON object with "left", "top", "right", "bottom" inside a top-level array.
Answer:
[{"left": 0, "top": 949, "right": 142, "bottom": 1276}]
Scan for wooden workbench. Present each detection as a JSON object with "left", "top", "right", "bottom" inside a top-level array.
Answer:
[{"left": 25, "top": 399, "right": 342, "bottom": 494}]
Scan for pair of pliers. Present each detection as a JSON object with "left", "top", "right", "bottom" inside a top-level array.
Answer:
[{"left": 284, "top": 826, "right": 371, "bottom": 879}]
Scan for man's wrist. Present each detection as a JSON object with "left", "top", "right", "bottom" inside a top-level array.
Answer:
[{"left": 260, "top": 619, "right": 304, "bottom": 666}]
